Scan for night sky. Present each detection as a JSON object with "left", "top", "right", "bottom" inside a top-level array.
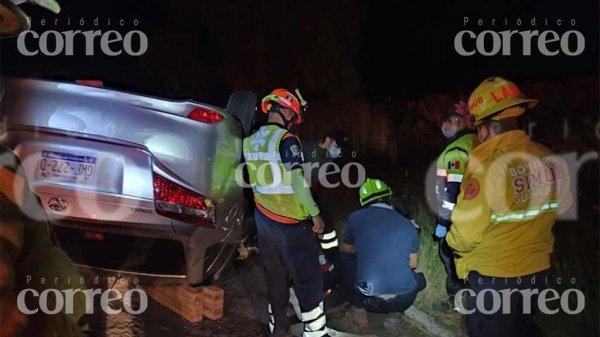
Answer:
[{"left": 2, "top": 0, "right": 598, "bottom": 105}]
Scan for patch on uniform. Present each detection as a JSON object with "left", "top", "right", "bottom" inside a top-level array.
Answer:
[
  {"left": 290, "top": 144, "right": 302, "bottom": 158},
  {"left": 463, "top": 179, "right": 480, "bottom": 200},
  {"left": 448, "top": 160, "right": 461, "bottom": 170}
]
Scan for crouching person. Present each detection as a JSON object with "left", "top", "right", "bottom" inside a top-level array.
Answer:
[{"left": 338, "top": 178, "right": 426, "bottom": 328}]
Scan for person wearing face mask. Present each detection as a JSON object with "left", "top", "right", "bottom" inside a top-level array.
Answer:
[
  {"left": 432, "top": 100, "right": 479, "bottom": 312},
  {"left": 300, "top": 129, "right": 350, "bottom": 295},
  {"left": 243, "top": 88, "right": 330, "bottom": 337},
  {"left": 302, "top": 129, "right": 350, "bottom": 186},
  {"left": 447, "top": 77, "right": 572, "bottom": 337}
]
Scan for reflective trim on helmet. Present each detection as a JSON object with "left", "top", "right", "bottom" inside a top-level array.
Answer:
[{"left": 360, "top": 189, "right": 393, "bottom": 206}]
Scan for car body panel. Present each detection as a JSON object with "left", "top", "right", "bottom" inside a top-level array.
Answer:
[{"left": 0, "top": 78, "right": 247, "bottom": 284}]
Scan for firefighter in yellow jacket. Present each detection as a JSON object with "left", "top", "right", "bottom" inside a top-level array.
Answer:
[{"left": 446, "top": 77, "right": 572, "bottom": 337}]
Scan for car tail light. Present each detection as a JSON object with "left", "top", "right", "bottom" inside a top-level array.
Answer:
[
  {"left": 153, "top": 173, "right": 216, "bottom": 228},
  {"left": 84, "top": 232, "right": 105, "bottom": 241},
  {"left": 187, "top": 107, "right": 223, "bottom": 124},
  {"left": 76, "top": 80, "right": 104, "bottom": 87}
]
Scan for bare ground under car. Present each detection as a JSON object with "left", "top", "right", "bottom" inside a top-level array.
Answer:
[{"left": 82, "top": 257, "right": 431, "bottom": 337}]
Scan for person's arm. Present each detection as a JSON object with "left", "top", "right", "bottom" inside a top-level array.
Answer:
[
  {"left": 280, "top": 135, "right": 321, "bottom": 217},
  {"left": 409, "top": 253, "right": 419, "bottom": 269},
  {"left": 280, "top": 134, "right": 324, "bottom": 233},
  {"left": 341, "top": 243, "right": 356, "bottom": 254},
  {"left": 446, "top": 159, "right": 496, "bottom": 254},
  {"left": 435, "top": 148, "right": 469, "bottom": 238},
  {"left": 409, "top": 224, "right": 420, "bottom": 268},
  {"left": 290, "top": 169, "right": 320, "bottom": 216}
]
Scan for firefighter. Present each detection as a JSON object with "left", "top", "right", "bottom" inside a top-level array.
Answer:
[
  {"left": 446, "top": 77, "right": 572, "bottom": 337},
  {"left": 0, "top": 145, "right": 89, "bottom": 337},
  {"left": 243, "top": 89, "right": 329, "bottom": 337},
  {"left": 302, "top": 129, "right": 350, "bottom": 291},
  {"left": 433, "top": 101, "right": 479, "bottom": 312}
]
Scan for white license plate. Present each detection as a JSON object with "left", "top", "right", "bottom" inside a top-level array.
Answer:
[{"left": 36, "top": 150, "right": 97, "bottom": 184}]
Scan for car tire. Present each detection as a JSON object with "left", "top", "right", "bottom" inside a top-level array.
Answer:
[{"left": 226, "top": 91, "right": 257, "bottom": 136}]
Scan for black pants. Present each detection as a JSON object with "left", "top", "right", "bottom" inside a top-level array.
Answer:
[
  {"left": 464, "top": 270, "right": 549, "bottom": 337},
  {"left": 439, "top": 239, "right": 462, "bottom": 296},
  {"left": 254, "top": 209, "right": 326, "bottom": 337},
  {"left": 338, "top": 252, "right": 426, "bottom": 313}
]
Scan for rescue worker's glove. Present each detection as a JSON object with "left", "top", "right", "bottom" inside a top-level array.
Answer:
[{"left": 434, "top": 224, "right": 448, "bottom": 239}]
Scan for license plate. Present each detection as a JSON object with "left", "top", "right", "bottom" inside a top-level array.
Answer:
[{"left": 36, "top": 150, "right": 97, "bottom": 184}]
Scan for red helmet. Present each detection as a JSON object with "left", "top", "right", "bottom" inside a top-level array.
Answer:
[{"left": 261, "top": 88, "right": 305, "bottom": 125}]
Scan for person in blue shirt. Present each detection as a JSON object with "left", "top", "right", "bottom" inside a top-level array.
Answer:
[{"left": 338, "top": 178, "right": 426, "bottom": 328}]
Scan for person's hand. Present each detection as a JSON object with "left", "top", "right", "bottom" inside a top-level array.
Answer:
[
  {"left": 434, "top": 224, "right": 448, "bottom": 239},
  {"left": 411, "top": 219, "right": 422, "bottom": 235},
  {"left": 311, "top": 215, "right": 325, "bottom": 234}
]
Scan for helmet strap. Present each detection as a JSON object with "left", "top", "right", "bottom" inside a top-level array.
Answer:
[{"left": 275, "top": 108, "right": 296, "bottom": 129}]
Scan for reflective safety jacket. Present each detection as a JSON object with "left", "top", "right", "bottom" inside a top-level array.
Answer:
[
  {"left": 435, "top": 131, "right": 478, "bottom": 229},
  {"left": 446, "top": 130, "right": 572, "bottom": 279},
  {"left": 243, "top": 124, "right": 316, "bottom": 223}
]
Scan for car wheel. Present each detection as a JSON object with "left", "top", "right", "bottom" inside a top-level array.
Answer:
[{"left": 226, "top": 91, "right": 257, "bottom": 137}]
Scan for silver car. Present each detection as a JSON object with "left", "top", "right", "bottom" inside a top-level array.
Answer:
[{"left": 0, "top": 78, "right": 257, "bottom": 285}]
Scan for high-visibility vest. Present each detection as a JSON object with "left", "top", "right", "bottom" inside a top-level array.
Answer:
[{"left": 243, "top": 125, "right": 309, "bottom": 222}]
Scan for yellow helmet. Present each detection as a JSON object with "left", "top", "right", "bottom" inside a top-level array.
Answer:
[{"left": 468, "top": 77, "right": 538, "bottom": 126}]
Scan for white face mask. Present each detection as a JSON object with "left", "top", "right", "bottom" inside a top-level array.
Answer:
[{"left": 327, "top": 146, "right": 342, "bottom": 158}]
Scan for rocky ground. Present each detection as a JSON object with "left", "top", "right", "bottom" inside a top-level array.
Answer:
[{"left": 83, "top": 257, "right": 431, "bottom": 337}]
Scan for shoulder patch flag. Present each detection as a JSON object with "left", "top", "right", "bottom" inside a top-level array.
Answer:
[{"left": 448, "top": 160, "right": 461, "bottom": 170}]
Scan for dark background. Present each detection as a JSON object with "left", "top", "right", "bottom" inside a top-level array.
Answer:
[
  {"left": 1, "top": 1, "right": 598, "bottom": 336},
  {"left": 2, "top": 0, "right": 598, "bottom": 162},
  {"left": 1, "top": 0, "right": 598, "bottom": 102}
]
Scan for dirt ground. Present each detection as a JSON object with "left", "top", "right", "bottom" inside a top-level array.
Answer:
[{"left": 83, "top": 257, "right": 430, "bottom": 337}]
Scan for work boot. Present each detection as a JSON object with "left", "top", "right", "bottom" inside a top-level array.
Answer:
[
  {"left": 345, "top": 306, "right": 368, "bottom": 329},
  {"left": 432, "top": 296, "right": 456, "bottom": 313}
]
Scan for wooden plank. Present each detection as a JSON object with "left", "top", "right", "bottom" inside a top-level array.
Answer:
[
  {"left": 137, "top": 284, "right": 225, "bottom": 322},
  {"left": 202, "top": 296, "right": 223, "bottom": 310},
  {"left": 202, "top": 305, "right": 224, "bottom": 320},
  {"left": 138, "top": 284, "right": 203, "bottom": 323},
  {"left": 148, "top": 285, "right": 204, "bottom": 307},
  {"left": 201, "top": 286, "right": 224, "bottom": 303}
]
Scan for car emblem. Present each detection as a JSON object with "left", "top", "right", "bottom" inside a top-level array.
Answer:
[{"left": 48, "top": 197, "right": 68, "bottom": 212}]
